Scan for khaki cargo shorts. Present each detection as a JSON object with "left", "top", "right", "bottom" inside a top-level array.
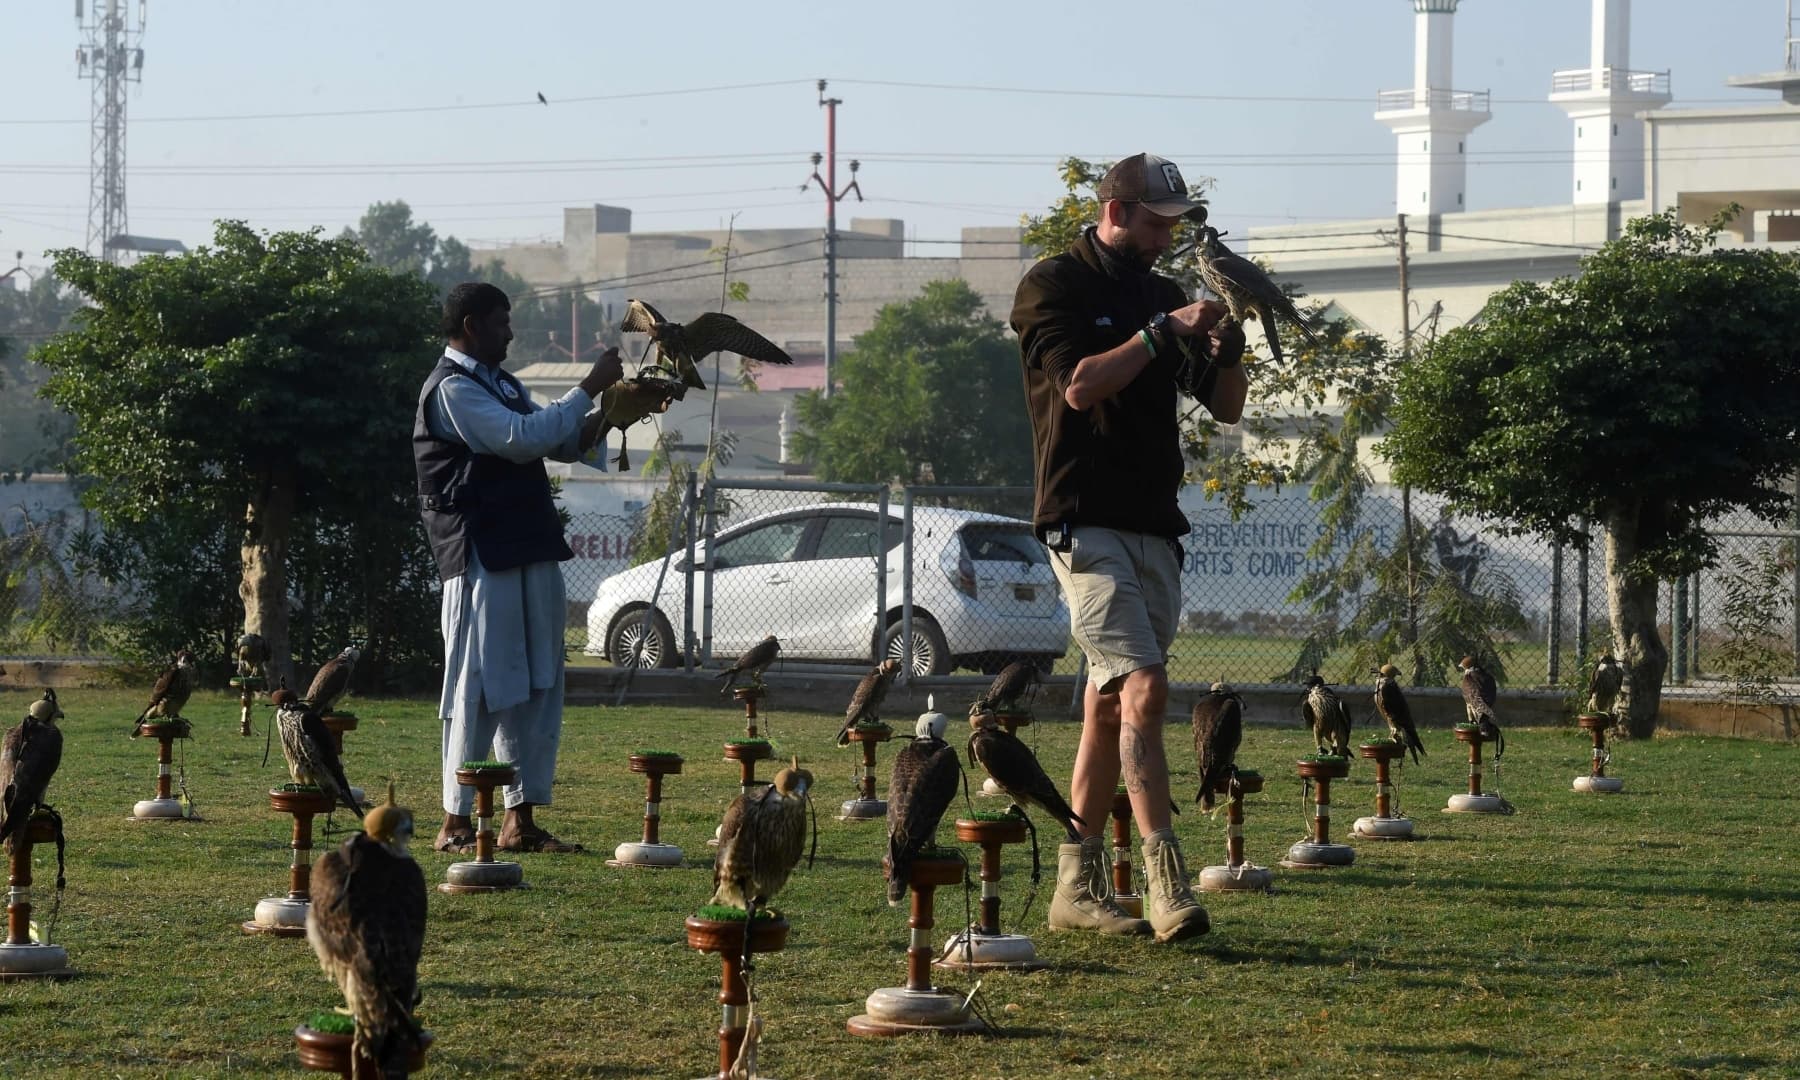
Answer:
[{"left": 1047, "top": 525, "right": 1181, "bottom": 694}]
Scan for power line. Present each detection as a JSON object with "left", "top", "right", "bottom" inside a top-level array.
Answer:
[
  {"left": 0, "top": 79, "right": 813, "bottom": 127},
  {"left": 829, "top": 76, "right": 1753, "bottom": 108}
]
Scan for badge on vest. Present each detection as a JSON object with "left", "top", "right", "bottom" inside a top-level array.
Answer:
[
  {"left": 1094, "top": 317, "right": 1113, "bottom": 327},
  {"left": 499, "top": 381, "right": 519, "bottom": 400}
]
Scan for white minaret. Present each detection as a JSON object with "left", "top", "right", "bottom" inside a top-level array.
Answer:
[
  {"left": 1549, "top": 0, "right": 1671, "bottom": 204},
  {"left": 1375, "top": 0, "right": 1492, "bottom": 216}
]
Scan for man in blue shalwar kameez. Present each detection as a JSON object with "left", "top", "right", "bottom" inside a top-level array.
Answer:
[{"left": 413, "top": 282, "right": 623, "bottom": 853}]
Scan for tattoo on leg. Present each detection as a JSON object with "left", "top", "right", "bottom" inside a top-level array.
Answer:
[{"left": 1121, "top": 727, "right": 1148, "bottom": 794}]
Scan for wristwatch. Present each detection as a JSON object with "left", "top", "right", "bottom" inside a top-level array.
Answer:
[{"left": 1145, "top": 311, "right": 1171, "bottom": 354}]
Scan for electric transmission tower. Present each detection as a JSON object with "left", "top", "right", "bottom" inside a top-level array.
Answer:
[{"left": 76, "top": 0, "right": 146, "bottom": 263}]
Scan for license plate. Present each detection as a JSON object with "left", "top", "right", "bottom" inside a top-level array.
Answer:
[{"left": 1013, "top": 586, "right": 1035, "bottom": 602}]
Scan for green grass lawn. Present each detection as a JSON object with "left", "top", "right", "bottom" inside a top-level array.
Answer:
[{"left": 1, "top": 686, "right": 1795, "bottom": 1078}]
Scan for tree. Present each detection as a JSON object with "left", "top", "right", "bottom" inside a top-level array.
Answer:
[
  {"left": 0, "top": 273, "right": 85, "bottom": 473},
  {"left": 36, "top": 221, "right": 441, "bottom": 687},
  {"left": 790, "top": 279, "right": 1032, "bottom": 486},
  {"left": 1385, "top": 210, "right": 1800, "bottom": 735}
]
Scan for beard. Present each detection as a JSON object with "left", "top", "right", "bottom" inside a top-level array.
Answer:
[{"left": 1111, "top": 233, "right": 1160, "bottom": 269}]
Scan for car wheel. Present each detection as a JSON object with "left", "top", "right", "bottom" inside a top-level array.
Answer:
[
  {"left": 609, "top": 607, "right": 678, "bottom": 669},
  {"left": 884, "top": 615, "right": 951, "bottom": 677}
]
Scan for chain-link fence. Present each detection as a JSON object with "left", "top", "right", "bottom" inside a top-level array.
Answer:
[{"left": 14, "top": 473, "right": 1799, "bottom": 699}]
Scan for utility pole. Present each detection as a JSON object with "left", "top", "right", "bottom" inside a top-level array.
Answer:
[
  {"left": 76, "top": 0, "right": 146, "bottom": 263},
  {"left": 802, "top": 80, "right": 862, "bottom": 399},
  {"left": 1395, "top": 212, "right": 1425, "bottom": 681},
  {"left": 546, "top": 286, "right": 603, "bottom": 363}
]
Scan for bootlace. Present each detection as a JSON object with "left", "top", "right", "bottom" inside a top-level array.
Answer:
[{"left": 1148, "top": 838, "right": 1197, "bottom": 909}]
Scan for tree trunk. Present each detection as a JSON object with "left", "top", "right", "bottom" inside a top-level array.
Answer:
[
  {"left": 1603, "top": 503, "right": 1668, "bottom": 738},
  {"left": 241, "top": 470, "right": 298, "bottom": 691}
]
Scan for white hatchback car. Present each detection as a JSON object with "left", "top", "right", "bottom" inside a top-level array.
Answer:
[{"left": 586, "top": 503, "right": 1069, "bottom": 676}]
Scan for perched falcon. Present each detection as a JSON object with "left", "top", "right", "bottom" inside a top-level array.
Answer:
[
  {"left": 307, "top": 784, "right": 427, "bottom": 1080},
  {"left": 235, "top": 633, "right": 270, "bottom": 680},
  {"left": 132, "top": 649, "right": 197, "bottom": 735},
  {"left": 0, "top": 690, "right": 64, "bottom": 846},
  {"left": 306, "top": 645, "right": 361, "bottom": 714},
  {"left": 1191, "top": 682, "right": 1244, "bottom": 812},
  {"left": 1587, "top": 654, "right": 1624, "bottom": 716},
  {"left": 717, "top": 635, "right": 781, "bottom": 696},
  {"left": 1459, "top": 656, "right": 1505, "bottom": 756},
  {"left": 966, "top": 712, "right": 1085, "bottom": 843},
  {"left": 1301, "top": 674, "right": 1352, "bottom": 757},
  {"left": 620, "top": 298, "right": 795, "bottom": 392},
  {"left": 1194, "top": 225, "right": 1320, "bottom": 365},
  {"left": 273, "top": 688, "right": 362, "bottom": 815},
  {"left": 711, "top": 758, "right": 814, "bottom": 913},
  {"left": 973, "top": 659, "right": 1042, "bottom": 716},
  {"left": 884, "top": 708, "right": 962, "bottom": 905},
  {"left": 1371, "top": 664, "right": 1426, "bottom": 765},
  {"left": 837, "top": 659, "right": 901, "bottom": 746}
]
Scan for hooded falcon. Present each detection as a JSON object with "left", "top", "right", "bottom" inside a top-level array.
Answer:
[
  {"left": 590, "top": 368, "right": 685, "bottom": 472},
  {"left": 1194, "top": 225, "right": 1320, "bottom": 365},
  {"left": 273, "top": 688, "right": 362, "bottom": 815},
  {"left": 966, "top": 711, "right": 1085, "bottom": 842},
  {"left": 307, "top": 783, "right": 427, "bottom": 1080},
  {"left": 0, "top": 690, "right": 64, "bottom": 847},
  {"left": 884, "top": 707, "right": 962, "bottom": 905},
  {"left": 306, "top": 646, "right": 361, "bottom": 714},
  {"left": 620, "top": 298, "right": 795, "bottom": 392},
  {"left": 1371, "top": 664, "right": 1426, "bottom": 765},
  {"left": 711, "top": 757, "right": 814, "bottom": 913},
  {"left": 1191, "top": 682, "right": 1244, "bottom": 812},
  {"left": 1587, "top": 654, "right": 1624, "bottom": 716},
  {"left": 973, "top": 659, "right": 1042, "bottom": 716},
  {"left": 717, "top": 635, "right": 781, "bottom": 696},
  {"left": 132, "top": 649, "right": 197, "bottom": 735},
  {"left": 837, "top": 659, "right": 901, "bottom": 746},
  {"left": 1301, "top": 674, "right": 1352, "bottom": 757}
]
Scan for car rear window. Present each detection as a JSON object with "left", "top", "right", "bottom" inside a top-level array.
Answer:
[{"left": 960, "top": 524, "right": 1047, "bottom": 566}]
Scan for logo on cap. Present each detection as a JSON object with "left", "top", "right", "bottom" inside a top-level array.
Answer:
[{"left": 1159, "top": 162, "right": 1184, "bottom": 194}]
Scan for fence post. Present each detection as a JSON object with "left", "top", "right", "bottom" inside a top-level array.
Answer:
[
  {"left": 683, "top": 470, "right": 698, "bottom": 673},
  {"left": 900, "top": 488, "right": 915, "bottom": 688},
  {"left": 875, "top": 487, "right": 890, "bottom": 666},
  {"left": 1689, "top": 570, "right": 1701, "bottom": 679},
  {"left": 702, "top": 478, "right": 717, "bottom": 666},
  {"left": 1547, "top": 540, "right": 1563, "bottom": 687},
  {"left": 1575, "top": 529, "right": 1591, "bottom": 672},
  {"left": 1671, "top": 577, "right": 1687, "bottom": 685}
]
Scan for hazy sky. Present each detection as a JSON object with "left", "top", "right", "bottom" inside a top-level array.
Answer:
[{"left": 1, "top": 0, "right": 1790, "bottom": 270}]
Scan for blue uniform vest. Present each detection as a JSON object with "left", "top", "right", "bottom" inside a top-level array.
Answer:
[{"left": 413, "top": 356, "right": 573, "bottom": 583}]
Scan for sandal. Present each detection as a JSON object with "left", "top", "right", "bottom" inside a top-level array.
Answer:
[
  {"left": 434, "top": 831, "right": 477, "bottom": 854},
  {"left": 498, "top": 827, "right": 583, "bottom": 853}
]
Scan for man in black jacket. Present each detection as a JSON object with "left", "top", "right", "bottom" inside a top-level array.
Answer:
[{"left": 1011, "top": 153, "right": 1248, "bottom": 943}]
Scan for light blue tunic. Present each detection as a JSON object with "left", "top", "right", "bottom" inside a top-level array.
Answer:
[{"left": 426, "top": 348, "right": 595, "bottom": 814}]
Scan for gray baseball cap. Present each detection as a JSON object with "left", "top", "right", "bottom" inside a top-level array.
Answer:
[{"left": 1095, "top": 153, "right": 1204, "bottom": 219}]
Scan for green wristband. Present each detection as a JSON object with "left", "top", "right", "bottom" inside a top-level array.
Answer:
[{"left": 1138, "top": 328, "right": 1157, "bottom": 359}]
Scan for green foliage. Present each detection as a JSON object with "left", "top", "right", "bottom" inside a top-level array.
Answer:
[
  {"left": 304, "top": 1012, "right": 356, "bottom": 1036},
  {"left": 0, "top": 273, "right": 85, "bottom": 472},
  {"left": 631, "top": 427, "right": 737, "bottom": 569},
  {"left": 1714, "top": 540, "right": 1796, "bottom": 711},
  {"left": 1386, "top": 211, "right": 1800, "bottom": 583},
  {"left": 789, "top": 279, "right": 1031, "bottom": 486},
  {"left": 35, "top": 222, "right": 442, "bottom": 685}
]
